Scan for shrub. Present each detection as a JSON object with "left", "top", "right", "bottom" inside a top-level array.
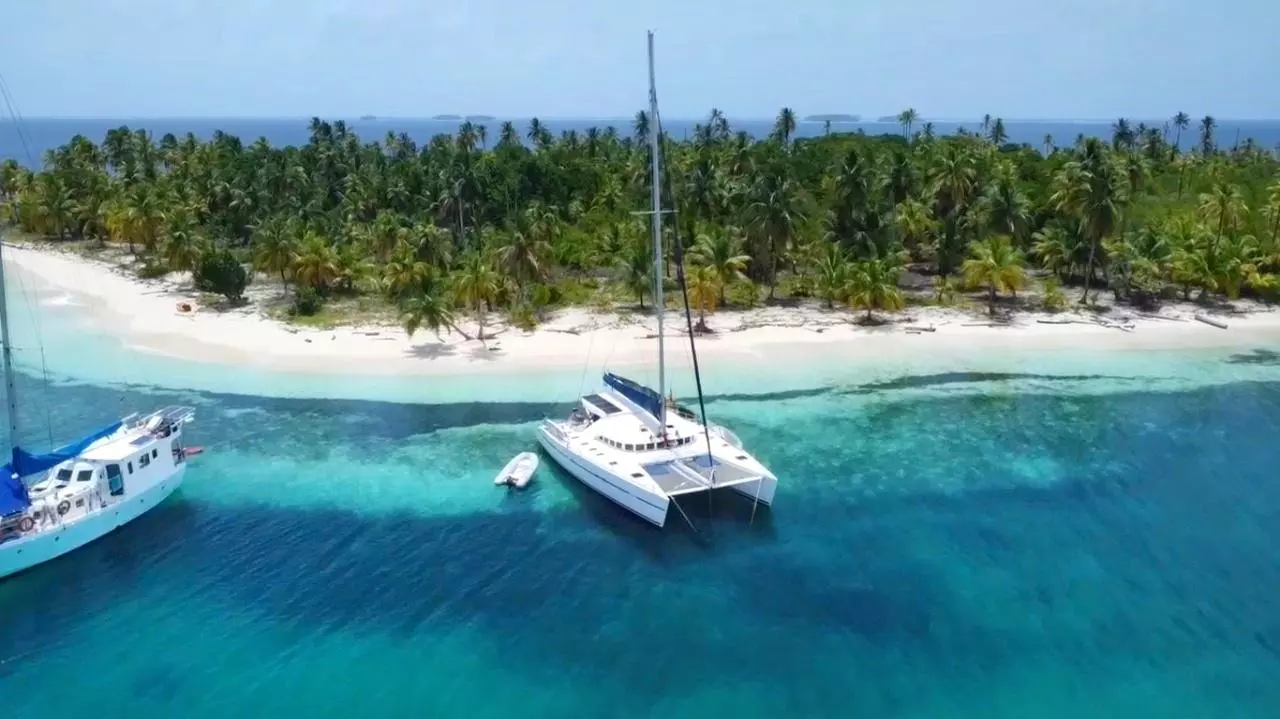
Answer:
[
  {"left": 193, "top": 250, "right": 249, "bottom": 303},
  {"left": 510, "top": 303, "right": 538, "bottom": 331},
  {"left": 1042, "top": 277, "right": 1067, "bottom": 311},
  {"left": 291, "top": 285, "right": 323, "bottom": 316}
]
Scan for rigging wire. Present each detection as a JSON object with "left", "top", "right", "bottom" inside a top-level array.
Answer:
[
  {"left": 0, "top": 70, "right": 56, "bottom": 447},
  {"left": 655, "top": 122, "right": 719, "bottom": 528}
]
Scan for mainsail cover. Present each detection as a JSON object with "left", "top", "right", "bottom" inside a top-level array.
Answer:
[
  {"left": 0, "top": 420, "right": 124, "bottom": 516},
  {"left": 603, "top": 372, "right": 663, "bottom": 419}
]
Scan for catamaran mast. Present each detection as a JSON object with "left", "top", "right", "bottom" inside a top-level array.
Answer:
[
  {"left": 646, "top": 30, "right": 666, "bottom": 431},
  {"left": 0, "top": 232, "right": 20, "bottom": 467}
]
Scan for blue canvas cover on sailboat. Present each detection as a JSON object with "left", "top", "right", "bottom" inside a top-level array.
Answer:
[
  {"left": 0, "top": 419, "right": 124, "bottom": 515},
  {"left": 0, "top": 471, "right": 28, "bottom": 517},
  {"left": 603, "top": 372, "right": 663, "bottom": 419}
]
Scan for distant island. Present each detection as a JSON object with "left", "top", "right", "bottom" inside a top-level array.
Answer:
[
  {"left": 359, "top": 115, "right": 378, "bottom": 121},
  {"left": 430, "top": 114, "right": 496, "bottom": 123},
  {"left": 875, "top": 116, "right": 899, "bottom": 123},
  {"left": 803, "top": 114, "right": 860, "bottom": 123}
]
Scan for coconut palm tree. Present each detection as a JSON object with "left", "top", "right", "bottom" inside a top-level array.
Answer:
[
  {"left": 690, "top": 227, "right": 750, "bottom": 303},
  {"left": 897, "top": 108, "right": 918, "bottom": 139},
  {"left": 1172, "top": 112, "right": 1190, "bottom": 155},
  {"left": 496, "top": 226, "right": 552, "bottom": 298},
  {"left": 685, "top": 265, "right": 721, "bottom": 331},
  {"left": 812, "top": 242, "right": 850, "bottom": 308},
  {"left": 402, "top": 272, "right": 466, "bottom": 341},
  {"left": 961, "top": 235, "right": 1027, "bottom": 314},
  {"left": 772, "top": 107, "right": 797, "bottom": 145},
  {"left": 292, "top": 231, "right": 341, "bottom": 291},
  {"left": 845, "top": 250, "right": 904, "bottom": 322},
  {"left": 1199, "top": 116, "right": 1217, "bottom": 155},
  {"left": 251, "top": 217, "right": 296, "bottom": 291}
]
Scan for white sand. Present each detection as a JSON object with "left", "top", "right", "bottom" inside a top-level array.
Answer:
[{"left": 6, "top": 242, "right": 1280, "bottom": 377}]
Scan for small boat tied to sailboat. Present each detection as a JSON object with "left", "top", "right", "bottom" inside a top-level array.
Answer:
[
  {"left": 535, "top": 31, "right": 778, "bottom": 529},
  {"left": 495, "top": 452, "right": 539, "bottom": 489},
  {"left": 0, "top": 233, "right": 199, "bottom": 579}
]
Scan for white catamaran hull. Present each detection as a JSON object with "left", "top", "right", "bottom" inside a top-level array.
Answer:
[
  {"left": 537, "top": 424, "right": 671, "bottom": 527},
  {"left": 0, "top": 465, "right": 185, "bottom": 579}
]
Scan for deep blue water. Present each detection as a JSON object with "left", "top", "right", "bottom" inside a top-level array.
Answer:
[
  {"left": 3, "top": 346, "right": 1280, "bottom": 716},
  {"left": 4, "top": 117, "right": 1279, "bottom": 167}
]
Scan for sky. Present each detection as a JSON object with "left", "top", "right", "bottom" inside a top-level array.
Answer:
[{"left": 2, "top": 0, "right": 1278, "bottom": 120}]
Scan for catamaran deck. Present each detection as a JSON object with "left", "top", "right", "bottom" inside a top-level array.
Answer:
[{"left": 643, "top": 456, "right": 764, "bottom": 496}]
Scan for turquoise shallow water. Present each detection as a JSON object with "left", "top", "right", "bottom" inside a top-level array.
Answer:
[{"left": 3, "top": 278, "right": 1280, "bottom": 716}]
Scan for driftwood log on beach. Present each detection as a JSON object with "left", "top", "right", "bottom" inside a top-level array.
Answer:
[{"left": 1194, "top": 313, "right": 1228, "bottom": 329}]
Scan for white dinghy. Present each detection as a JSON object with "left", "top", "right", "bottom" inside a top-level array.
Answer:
[{"left": 494, "top": 452, "right": 539, "bottom": 489}]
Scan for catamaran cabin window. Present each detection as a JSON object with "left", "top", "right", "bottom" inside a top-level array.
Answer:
[
  {"left": 151, "top": 449, "right": 158, "bottom": 459},
  {"left": 139, "top": 454, "right": 151, "bottom": 469},
  {"left": 76, "top": 470, "right": 92, "bottom": 482},
  {"left": 56, "top": 468, "right": 72, "bottom": 482},
  {"left": 624, "top": 444, "right": 634, "bottom": 451}
]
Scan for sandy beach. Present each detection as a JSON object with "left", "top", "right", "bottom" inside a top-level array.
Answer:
[{"left": 5, "top": 242, "right": 1280, "bottom": 377}]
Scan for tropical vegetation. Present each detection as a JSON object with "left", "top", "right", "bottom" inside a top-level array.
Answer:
[{"left": 2, "top": 110, "right": 1278, "bottom": 338}]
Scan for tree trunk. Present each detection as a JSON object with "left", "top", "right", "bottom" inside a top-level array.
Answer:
[
  {"left": 1080, "top": 237, "right": 1097, "bottom": 304},
  {"left": 476, "top": 304, "right": 486, "bottom": 342},
  {"left": 988, "top": 284, "right": 996, "bottom": 315}
]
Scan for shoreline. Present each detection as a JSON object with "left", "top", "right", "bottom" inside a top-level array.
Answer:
[{"left": 5, "top": 242, "right": 1280, "bottom": 381}]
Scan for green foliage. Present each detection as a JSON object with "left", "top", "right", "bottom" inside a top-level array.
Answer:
[
  {"left": 1042, "top": 277, "right": 1068, "bottom": 311},
  {"left": 193, "top": 250, "right": 249, "bottom": 303},
  {"left": 7, "top": 111, "right": 1279, "bottom": 329},
  {"left": 291, "top": 285, "right": 324, "bottom": 316}
]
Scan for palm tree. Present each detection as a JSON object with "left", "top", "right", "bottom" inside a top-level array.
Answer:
[
  {"left": 251, "top": 217, "right": 296, "bottom": 291},
  {"left": 382, "top": 240, "right": 431, "bottom": 299},
  {"left": 812, "top": 242, "right": 850, "bottom": 308},
  {"left": 1198, "top": 181, "right": 1247, "bottom": 249},
  {"left": 618, "top": 231, "right": 652, "bottom": 309},
  {"left": 161, "top": 210, "right": 205, "bottom": 272},
  {"left": 292, "top": 231, "right": 341, "bottom": 291},
  {"left": 897, "top": 108, "right": 918, "bottom": 139},
  {"left": 633, "top": 111, "right": 649, "bottom": 145},
  {"left": 1172, "top": 112, "right": 1190, "bottom": 155},
  {"left": 402, "top": 272, "right": 467, "bottom": 341},
  {"left": 988, "top": 118, "right": 1008, "bottom": 146},
  {"left": 1199, "top": 115, "right": 1216, "bottom": 155},
  {"left": 772, "top": 107, "right": 797, "bottom": 145},
  {"left": 961, "top": 235, "right": 1028, "bottom": 314},
  {"left": 845, "top": 251, "right": 904, "bottom": 322},
  {"left": 451, "top": 252, "right": 501, "bottom": 341},
  {"left": 690, "top": 227, "right": 750, "bottom": 303},
  {"left": 495, "top": 227, "right": 552, "bottom": 298},
  {"left": 685, "top": 265, "right": 721, "bottom": 331}
]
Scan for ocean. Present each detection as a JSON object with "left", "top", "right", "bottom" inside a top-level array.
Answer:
[
  {"left": 4, "top": 117, "right": 1280, "bottom": 167},
  {"left": 2, "top": 248, "right": 1280, "bottom": 716}
]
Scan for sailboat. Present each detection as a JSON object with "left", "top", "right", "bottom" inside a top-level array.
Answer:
[
  {"left": 536, "top": 32, "right": 778, "bottom": 528},
  {"left": 0, "top": 237, "right": 197, "bottom": 578}
]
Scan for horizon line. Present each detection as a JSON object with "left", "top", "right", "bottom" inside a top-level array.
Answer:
[{"left": 6, "top": 115, "right": 1279, "bottom": 124}]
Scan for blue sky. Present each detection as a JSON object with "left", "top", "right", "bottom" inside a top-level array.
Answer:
[{"left": 3, "top": 0, "right": 1278, "bottom": 120}]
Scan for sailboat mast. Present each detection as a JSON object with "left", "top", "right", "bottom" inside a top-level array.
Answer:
[
  {"left": 646, "top": 30, "right": 666, "bottom": 431},
  {"left": 0, "top": 233, "right": 21, "bottom": 466}
]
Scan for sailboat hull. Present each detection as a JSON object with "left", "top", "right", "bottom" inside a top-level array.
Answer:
[
  {"left": 0, "top": 465, "right": 186, "bottom": 579},
  {"left": 537, "top": 423, "right": 670, "bottom": 527}
]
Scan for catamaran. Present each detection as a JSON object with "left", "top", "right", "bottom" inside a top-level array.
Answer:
[
  {"left": 536, "top": 32, "right": 778, "bottom": 528},
  {"left": 0, "top": 237, "right": 197, "bottom": 578}
]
